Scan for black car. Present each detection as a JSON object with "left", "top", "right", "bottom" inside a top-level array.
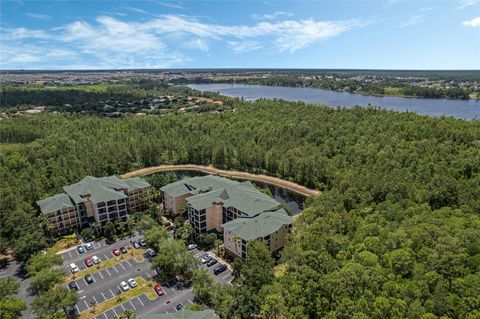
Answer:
[
  {"left": 105, "top": 238, "right": 116, "bottom": 245},
  {"left": 84, "top": 274, "right": 94, "bottom": 284},
  {"left": 119, "top": 246, "right": 128, "bottom": 254},
  {"left": 176, "top": 303, "right": 184, "bottom": 311},
  {"left": 138, "top": 239, "right": 147, "bottom": 247},
  {"left": 213, "top": 264, "right": 227, "bottom": 275},
  {"left": 68, "top": 281, "right": 78, "bottom": 290},
  {"left": 206, "top": 258, "right": 218, "bottom": 267}
]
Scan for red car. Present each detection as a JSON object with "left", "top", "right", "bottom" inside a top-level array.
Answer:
[
  {"left": 85, "top": 258, "right": 93, "bottom": 267},
  {"left": 154, "top": 284, "right": 165, "bottom": 296},
  {"left": 112, "top": 248, "right": 121, "bottom": 256}
]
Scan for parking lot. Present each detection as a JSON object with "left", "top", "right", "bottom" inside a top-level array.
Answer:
[{"left": 63, "top": 237, "right": 233, "bottom": 318}]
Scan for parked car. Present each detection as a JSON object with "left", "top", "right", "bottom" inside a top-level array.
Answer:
[
  {"left": 84, "top": 258, "right": 93, "bottom": 267},
  {"left": 146, "top": 248, "right": 156, "bottom": 257},
  {"left": 77, "top": 246, "right": 85, "bottom": 254},
  {"left": 112, "top": 248, "right": 121, "bottom": 256},
  {"left": 214, "top": 264, "right": 227, "bottom": 275},
  {"left": 69, "top": 263, "right": 80, "bottom": 273},
  {"left": 201, "top": 255, "right": 212, "bottom": 264},
  {"left": 119, "top": 246, "right": 128, "bottom": 254},
  {"left": 154, "top": 284, "right": 165, "bottom": 296},
  {"left": 138, "top": 239, "right": 147, "bottom": 247},
  {"left": 120, "top": 281, "right": 129, "bottom": 291},
  {"left": 132, "top": 241, "right": 140, "bottom": 249},
  {"left": 84, "top": 274, "right": 94, "bottom": 284},
  {"left": 68, "top": 281, "right": 78, "bottom": 290},
  {"left": 85, "top": 243, "right": 93, "bottom": 250},
  {"left": 127, "top": 278, "right": 137, "bottom": 288},
  {"left": 105, "top": 238, "right": 116, "bottom": 245},
  {"left": 92, "top": 256, "right": 101, "bottom": 264},
  {"left": 176, "top": 303, "right": 184, "bottom": 311},
  {"left": 206, "top": 258, "right": 218, "bottom": 267},
  {"left": 187, "top": 244, "right": 197, "bottom": 250}
]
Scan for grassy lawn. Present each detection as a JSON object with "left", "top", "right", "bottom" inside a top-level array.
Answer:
[
  {"left": 78, "top": 276, "right": 158, "bottom": 319},
  {"left": 49, "top": 234, "right": 80, "bottom": 254},
  {"left": 383, "top": 87, "right": 404, "bottom": 96},
  {"left": 63, "top": 246, "right": 146, "bottom": 284}
]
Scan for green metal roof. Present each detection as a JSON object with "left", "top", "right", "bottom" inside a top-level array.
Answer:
[
  {"left": 222, "top": 208, "right": 293, "bottom": 241},
  {"left": 139, "top": 310, "right": 219, "bottom": 319},
  {"left": 37, "top": 193, "right": 74, "bottom": 214},
  {"left": 187, "top": 180, "right": 279, "bottom": 217},
  {"left": 160, "top": 175, "right": 237, "bottom": 198},
  {"left": 37, "top": 176, "right": 150, "bottom": 213}
]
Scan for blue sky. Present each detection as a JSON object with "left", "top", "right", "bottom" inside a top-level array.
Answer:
[{"left": 1, "top": 0, "right": 479, "bottom": 70}]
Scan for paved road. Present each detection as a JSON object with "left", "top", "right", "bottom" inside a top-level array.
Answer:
[{"left": 0, "top": 258, "right": 35, "bottom": 318}]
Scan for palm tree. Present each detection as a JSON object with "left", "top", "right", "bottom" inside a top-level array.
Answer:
[
  {"left": 116, "top": 289, "right": 123, "bottom": 302},
  {"left": 89, "top": 300, "right": 96, "bottom": 313},
  {"left": 231, "top": 235, "right": 241, "bottom": 256},
  {"left": 122, "top": 309, "right": 136, "bottom": 319}
]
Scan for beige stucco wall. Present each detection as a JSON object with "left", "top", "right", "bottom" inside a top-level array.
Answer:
[
  {"left": 223, "top": 229, "right": 242, "bottom": 258},
  {"left": 268, "top": 224, "right": 290, "bottom": 252},
  {"left": 206, "top": 203, "right": 223, "bottom": 232},
  {"left": 163, "top": 192, "right": 190, "bottom": 214}
]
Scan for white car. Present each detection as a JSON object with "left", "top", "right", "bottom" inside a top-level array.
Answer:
[
  {"left": 187, "top": 244, "right": 197, "bottom": 250},
  {"left": 200, "top": 255, "right": 211, "bottom": 264},
  {"left": 85, "top": 243, "right": 93, "bottom": 250},
  {"left": 120, "top": 281, "right": 130, "bottom": 291},
  {"left": 69, "top": 263, "right": 80, "bottom": 273},
  {"left": 92, "top": 256, "right": 101, "bottom": 264},
  {"left": 127, "top": 278, "right": 137, "bottom": 288}
]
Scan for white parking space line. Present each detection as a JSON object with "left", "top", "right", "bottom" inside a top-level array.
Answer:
[
  {"left": 105, "top": 268, "right": 112, "bottom": 276},
  {"left": 98, "top": 271, "right": 104, "bottom": 279},
  {"left": 75, "top": 305, "right": 80, "bottom": 314},
  {"left": 145, "top": 272, "right": 151, "bottom": 278},
  {"left": 78, "top": 290, "right": 84, "bottom": 294},
  {"left": 109, "top": 289, "right": 115, "bottom": 298},
  {"left": 137, "top": 296, "right": 145, "bottom": 306},
  {"left": 188, "top": 299, "right": 193, "bottom": 304},
  {"left": 112, "top": 307, "right": 118, "bottom": 317},
  {"left": 93, "top": 295, "right": 98, "bottom": 305},
  {"left": 119, "top": 263, "right": 126, "bottom": 270},
  {"left": 222, "top": 274, "right": 231, "bottom": 280},
  {"left": 112, "top": 265, "right": 119, "bottom": 273},
  {"left": 129, "top": 300, "right": 136, "bottom": 310},
  {"left": 83, "top": 299, "right": 89, "bottom": 309},
  {"left": 68, "top": 251, "right": 73, "bottom": 258},
  {"left": 101, "top": 292, "right": 107, "bottom": 302},
  {"left": 121, "top": 304, "right": 126, "bottom": 311},
  {"left": 104, "top": 254, "right": 109, "bottom": 260},
  {"left": 126, "top": 260, "right": 132, "bottom": 267}
]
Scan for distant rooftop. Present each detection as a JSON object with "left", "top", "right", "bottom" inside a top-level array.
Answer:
[{"left": 160, "top": 175, "right": 238, "bottom": 198}]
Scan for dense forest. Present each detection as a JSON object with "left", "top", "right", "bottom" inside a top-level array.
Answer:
[{"left": 1, "top": 99, "right": 479, "bottom": 318}]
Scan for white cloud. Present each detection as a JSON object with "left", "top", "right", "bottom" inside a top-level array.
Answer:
[
  {"left": 1, "top": 27, "right": 50, "bottom": 40},
  {"left": 1, "top": 14, "right": 368, "bottom": 69},
  {"left": 25, "top": 12, "right": 51, "bottom": 20},
  {"left": 457, "top": 0, "right": 479, "bottom": 9},
  {"left": 228, "top": 40, "right": 262, "bottom": 53},
  {"left": 252, "top": 11, "right": 293, "bottom": 20},
  {"left": 182, "top": 38, "right": 209, "bottom": 51},
  {"left": 400, "top": 14, "right": 426, "bottom": 27},
  {"left": 463, "top": 16, "right": 480, "bottom": 26},
  {"left": 156, "top": 1, "right": 184, "bottom": 9}
]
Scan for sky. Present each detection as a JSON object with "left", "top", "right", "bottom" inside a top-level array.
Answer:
[{"left": 0, "top": 0, "right": 479, "bottom": 70}]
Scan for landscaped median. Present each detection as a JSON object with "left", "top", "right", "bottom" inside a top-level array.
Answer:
[
  {"left": 78, "top": 276, "right": 158, "bottom": 319},
  {"left": 63, "top": 245, "right": 146, "bottom": 284}
]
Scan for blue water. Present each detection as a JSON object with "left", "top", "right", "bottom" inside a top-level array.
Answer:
[{"left": 189, "top": 83, "right": 480, "bottom": 120}]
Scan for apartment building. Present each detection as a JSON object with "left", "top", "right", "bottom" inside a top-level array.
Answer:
[
  {"left": 37, "top": 175, "right": 150, "bottom": 233},
  {"left": 161, "top": 175, "right": 293, "bottom": 258}
]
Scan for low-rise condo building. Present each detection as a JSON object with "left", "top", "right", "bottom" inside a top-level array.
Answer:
[
  {"left": 161, "top": 175, "right": 293, "bottom": 258},
  {"left": 37, "top": 176, "right": 150, "bottom": 233}
]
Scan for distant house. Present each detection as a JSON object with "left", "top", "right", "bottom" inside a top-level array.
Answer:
[
  {"left": 140, "top": 310, "right": 219, "bottom": 319},
  {"left": 160, "top": 175, "right": 292, "bottom": 258},
  {"left": 37, "top": 176, "right": 150, "bottom": 233}
]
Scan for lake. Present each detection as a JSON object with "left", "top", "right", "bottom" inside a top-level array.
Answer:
[
  {"left": 189, "top": 83, "right": 480, "bottom": 120},
  {"left": 160, "top": 170, "right": 305, "bottom": 215}
]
